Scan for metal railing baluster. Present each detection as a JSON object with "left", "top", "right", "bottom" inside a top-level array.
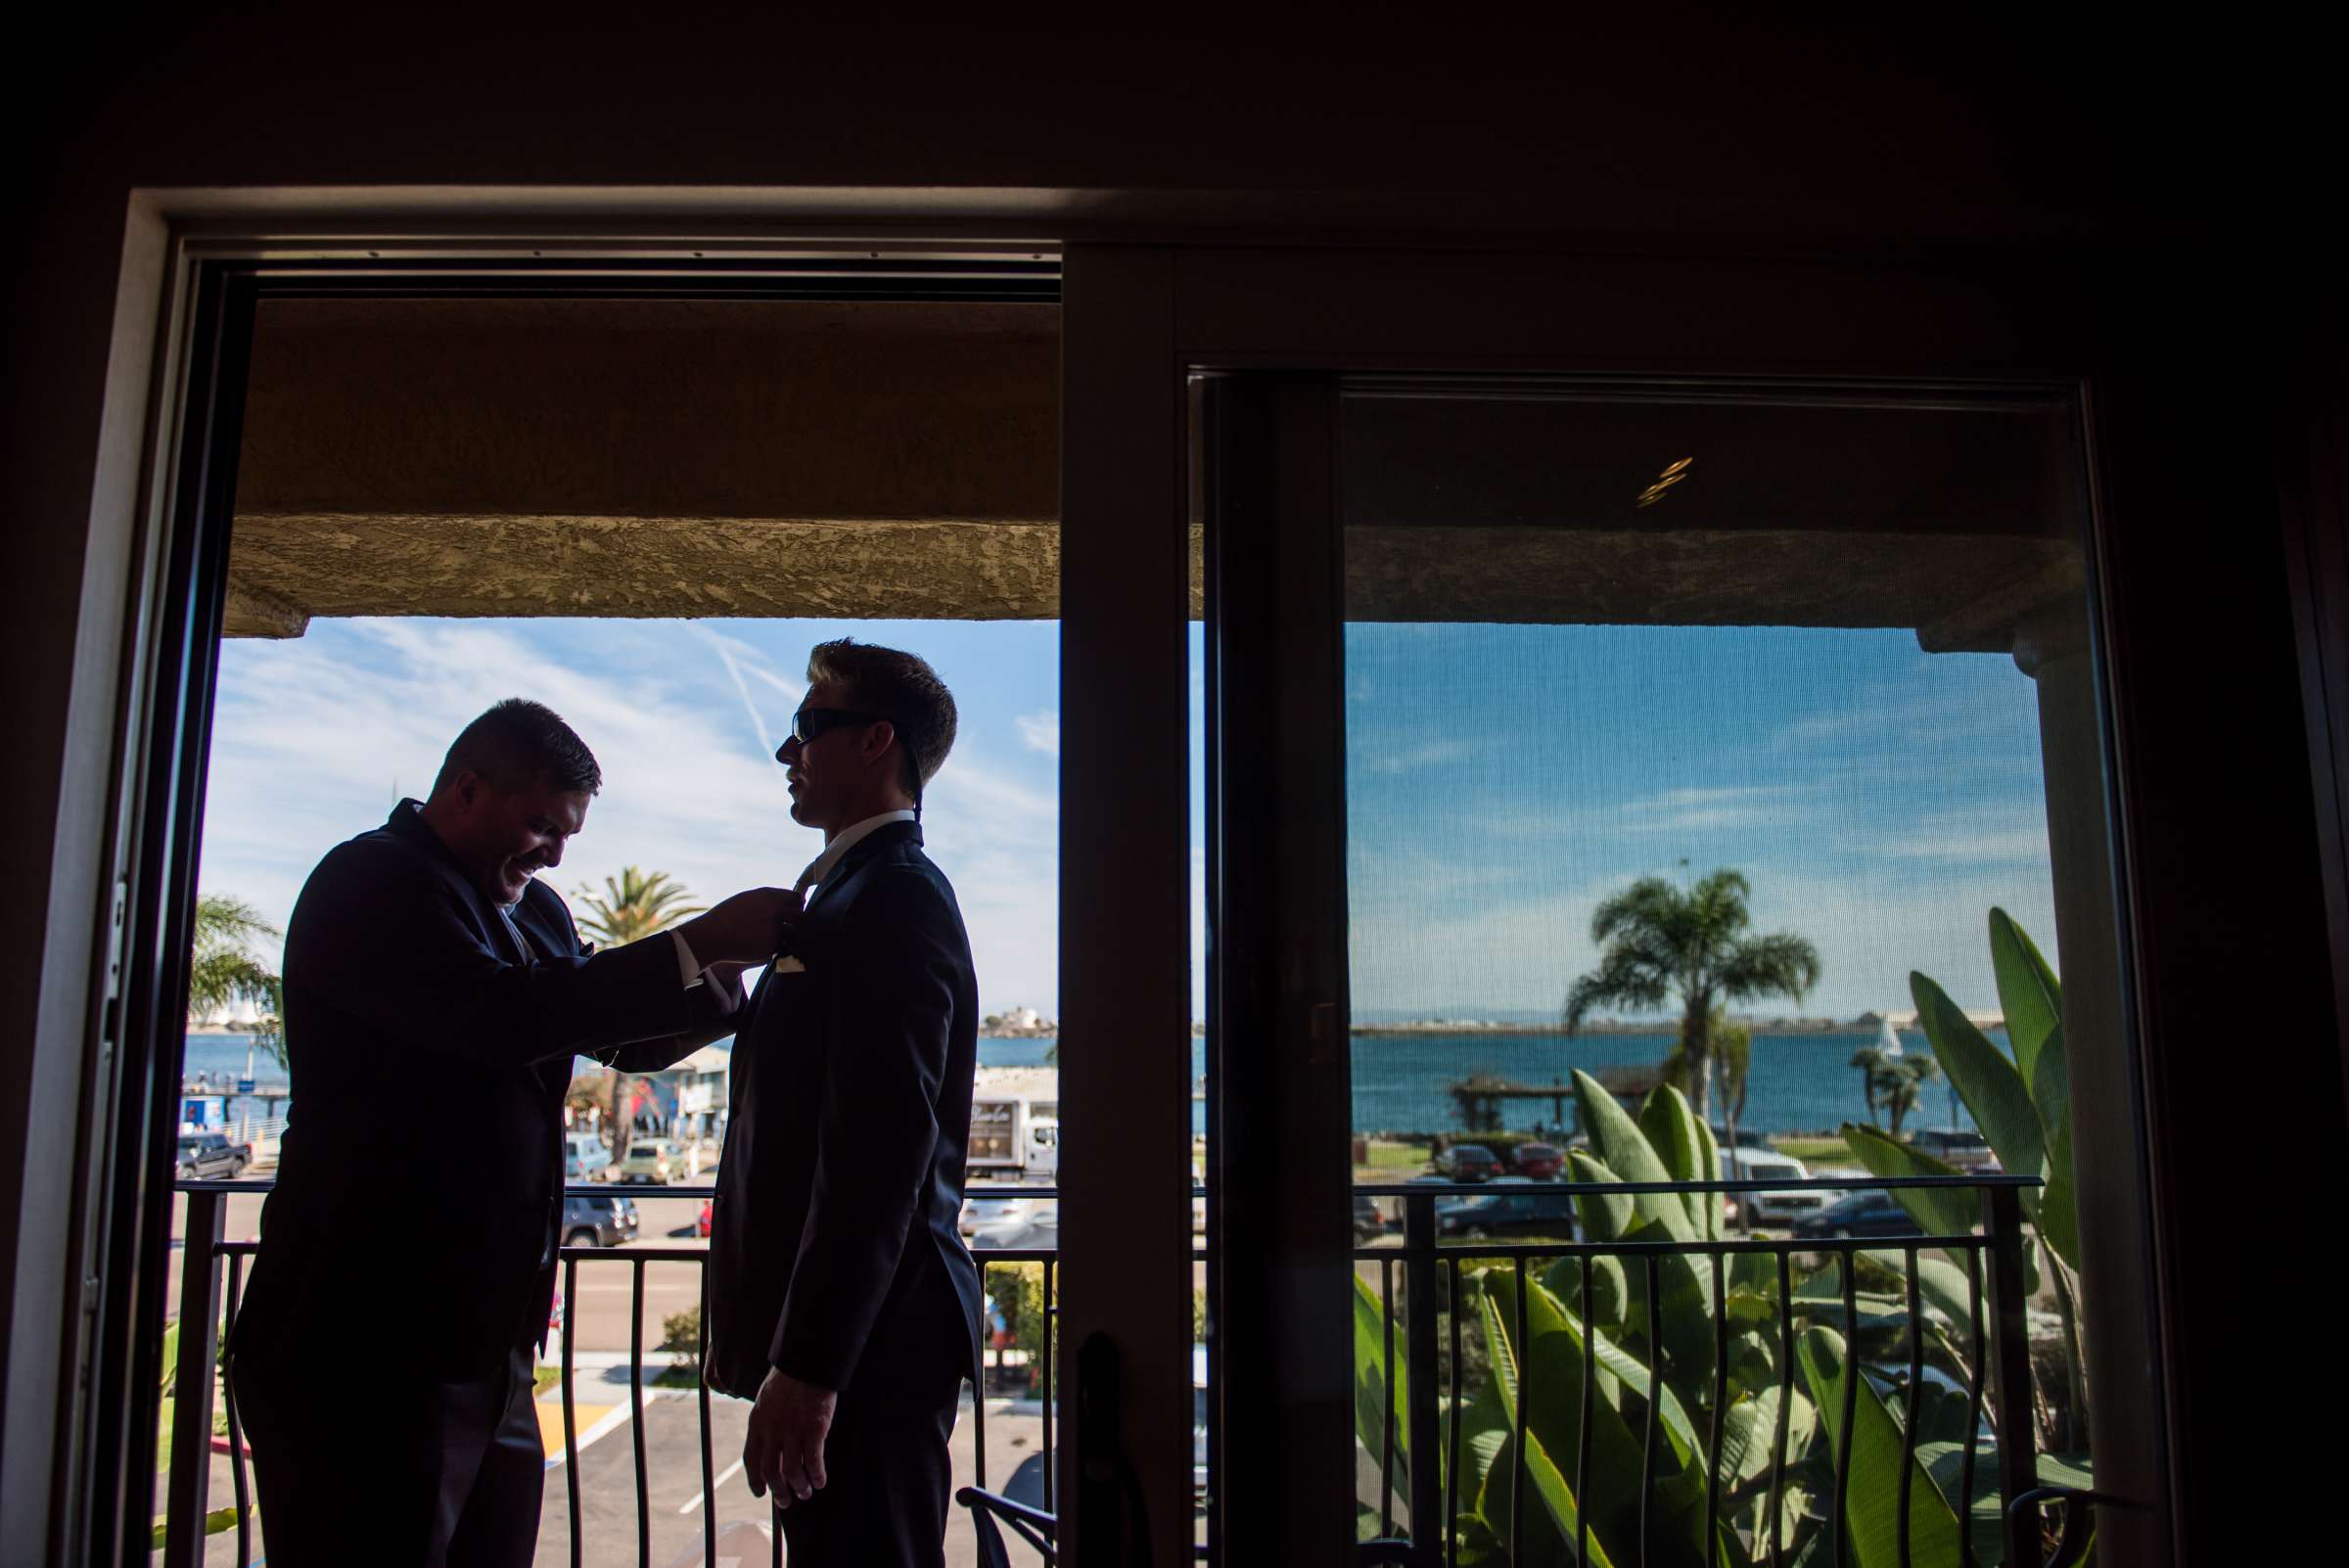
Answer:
[
  {"left": 564, "top": 1253, "right": 580, "bottom": 1568},
  {"left": 1404, "top": 1196, "right": 1443, "bottom": 1550},
  {"left": 1042, "top": 1256, "right": 1057, "bottom": 1513},
  {"left": 1640, "top": 1253, "right": 1661, "bottom": 1568},
  {"left": 1381, "top": 1256, "right": 1398, "bottom": 1537},
  {"left": 1984, "top": 1187, "right": 2039, "bottom": 1568},
  {"left": 1836, "top": 1247, "right": 1860, "bottom": 1568},
  {"left": 1770, "top": 1249, "right": 1794, "bottom": 1568},
  {"left": 223, "top": 1251, "right": 252, "bottom": 1568},
  {"left": 1448, "top": 1255, "right": 1463, "bottom": 1568},
  {"left": 1577, "top": 1255, "right": 1593, "bottom": 1568},
  {"left": 698, "top": 1254, "right": 716, "bottom": 1568},
  {"left": 1707, "top": 1244, "right": 1727, "bottom": 1568},
  {"left": 164, "top": 1187, "right": 225, "bottom": 1568},
  {"left": 631, "top": 1257, "right": 650, "bottom": 1568},
  {"left": 1961, "top": 1245, "right": 1986, "bottom": 1568},
  {"left": 1900, "top": 1247, "right": 1923, "bottom": 1568},
  {"left": 1511, "top": 1256, "right": 1528, "bottom": 1566},
  {"left": 973, "top": 1261, "right": 989, "bottom": 1493}
]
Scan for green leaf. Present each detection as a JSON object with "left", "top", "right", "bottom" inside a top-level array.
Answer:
[
  {"left": 1457, "top": 1376, "right": 1512, "bottom": 1491},
  {"left": 1915, "top": 1446, "right": 2096, "bottom": 1566},
  {"left": 1487, "top": 1267, "right": 1712, "bottom": 1568},
  {"left": 1692, "top": 1115, "right": 1724, "bottom": 1242},
  {"left": 1797, "top": 1326, "right": 1966, "bottom": 1568},
  {"left": 1861, "top": 1249, "right": 1981, "bottom": 1337},
  {"left": 1574, "top": 1070, "right": 1696, "bottom": 1242},
  {"left": 1478, "top": 1431, "right": 1613, "bottom": 1568},
  {"left": 1839, "top": 1125, "right": 1978, "bottom": 1236},
  {"left": 149, "top": 1507, "right": 243, "bottom": 1549},
  {"left": 1715, "top": 1385, "right": 1819, "bottom": 1488},
  {"left": 1910, "top": 974, "right": 2048, "bottom": 1223},
  {"left": 1987, "top": 910, "right": 2061, "bottom": 1087},
  {"left": 1542, "top": 1253, "right": 1628, "bottom": 1333},
  {"left": 2028, "top": 1025, "right": 2072, "bottom": 1180},
  {"left": 1639, "top": 1083, "right": 1715, "bottom": 1238},
  {"left": 1567, "top": 1151, "right": 1637, "bottom": 1243},
  {"left": 1521, "top": 1267, "right": 1701, "bottom": 1458},
  {"left": 1475, "top": 1283, "right": 1622, "bottom": 1568},
  {"left": 2039, "top": 1114, "right": 2080, "bottom": 1270}
]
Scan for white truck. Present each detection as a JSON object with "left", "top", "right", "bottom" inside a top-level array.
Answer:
[{"left": 968, "top": 1096, "right": 1060, "bottom": 1178}]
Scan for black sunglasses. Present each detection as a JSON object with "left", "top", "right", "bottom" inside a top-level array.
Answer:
[{"left": 775, "top": 707, "right": 890, "bottom": 761}]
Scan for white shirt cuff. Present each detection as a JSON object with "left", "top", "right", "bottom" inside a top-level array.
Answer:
[{"left": 670, "top": 928, "right": 704, "bottom": 989}]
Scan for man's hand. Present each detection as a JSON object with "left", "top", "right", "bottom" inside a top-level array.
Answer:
[
  {"left": 744, "top": 1366, "right": 836, "bottom": 1507},
  {"left": 679, "top": 888, "right": 803, "bottom": 965}
]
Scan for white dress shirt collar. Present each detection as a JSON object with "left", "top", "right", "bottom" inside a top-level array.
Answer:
[{"left": 795, "top": 809, "right": 917, "bottom": 897}]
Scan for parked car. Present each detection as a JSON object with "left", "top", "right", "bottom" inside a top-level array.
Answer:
[
  {"left": 1907, "top": 1129, "right": 1999, "bottom": 1170},
  {"left": 1720, "top": 1148, "right": 1833, "bottom": 1224},
  {"left": 1435, "top": 1189, "right": 1579, "bottom": 1240},
  {"left": 1353, "top": 1193, "right": 1389, "bottom": 1243},
  {"left": 616, "top": 1138, "right": 682, "bottom": 1184},
  {"left": 174, "top": 1131, "right": 249, "bottom": 1179},
  {"left": 561, "top": 1192, "right": 638, "bottom": 1248},
  {"left": 1792, "top": 1188, "right": 1924, "bottom": 1240},
  {"left": 1431, "top": 1143, "right": 1501, "bottom": 1182},
  {"left": 1709, "top": 1125, "right": 1775, "bottom": 1150},
  {"left": 564, "top": 1130, "right": 611, "bottom": 1181},
  {"left": 961, "top": 1192, "right": 1059, "bottom": 1250},
  {"left": 1508, "top": 1141, "right": 1564, "bottom": 1179}
]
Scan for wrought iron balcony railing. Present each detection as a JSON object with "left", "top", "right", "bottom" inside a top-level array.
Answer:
[
  {"left": 161, "top": 1179, "right": 1058, "bottom": 1568},
  {"left": 166, "top": 1173, "right": 2075, "bottom": 1568}
]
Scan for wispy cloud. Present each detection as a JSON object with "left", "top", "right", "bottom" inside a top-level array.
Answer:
[
  {"left": 1368, "top": 740, "right": 1475, "bottom": 776},
  {"left": 1616, "top": 785, "right": 1812, "bottom": 834},
  {"left": 1770, "top": 684, "right": 2038, "bottom": 756},
  {"left": 202, "top": 619, "right": 1060, "bottom": 1012},
  {"left": 1016, "top": 709, "right": 1060, "bottom": 757},
  {"left": 1874, "top": 806, "right": 2051, "bottom": 864}
]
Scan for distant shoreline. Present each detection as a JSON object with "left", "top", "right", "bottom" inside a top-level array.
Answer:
[{"left": 1352, "top": 1021, "right": 1941, "bottom": 1037}]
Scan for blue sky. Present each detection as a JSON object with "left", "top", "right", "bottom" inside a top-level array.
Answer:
[
  {"left": 1343, "top": 623, "right": 2057, "bottom": 1021},
  {"left": 199, "top": 616, "right": 2055, "bottom": 1023}
]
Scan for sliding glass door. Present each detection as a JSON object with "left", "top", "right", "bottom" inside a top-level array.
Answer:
[{"left": 1200, "top": 366, "right": 2151, "bottom": 1567}]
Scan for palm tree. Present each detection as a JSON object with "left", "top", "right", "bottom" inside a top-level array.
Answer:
[
  {"left": 1851, "top": 1043, "right": 1882, "bottom": 1125},
  {"left": 1563, "top": 869, "right": 1820, "bottom": 1121},
  {"left": 1660, "top": 1006, "right": 1751, "bottom": 1123},
  {"left": 573, "top": 867, "right": 706, "bottom": 945},
  {"left": 1850, "top": 1047, "right": 1943, "bottom": 1136},
  {"left": 571, "top": 868, "right": 706, "bottom": 1161},
  {"left": 188, "top": 895, "right": 284, "bottom": 1067}
]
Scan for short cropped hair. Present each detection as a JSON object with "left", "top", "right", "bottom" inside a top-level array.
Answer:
[
  {"left": 806, "top": 638, "right": 957, "bottom": 798},
  {"left": 433, "top": 698, "right": 602, "bottom": 797}
]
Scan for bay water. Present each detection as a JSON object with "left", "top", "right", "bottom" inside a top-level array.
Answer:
[{"left": 186, "top": 1026, "right": 1983, "bottom": 1142}]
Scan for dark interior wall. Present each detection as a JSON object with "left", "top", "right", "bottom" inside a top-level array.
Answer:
[{"left": 1, "top": 5, "right": 2334, "bottom": 1558}]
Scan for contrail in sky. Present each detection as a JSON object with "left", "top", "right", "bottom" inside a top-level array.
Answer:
[{"left": 695, "top": 630, "right": 775, "bottom": 757}]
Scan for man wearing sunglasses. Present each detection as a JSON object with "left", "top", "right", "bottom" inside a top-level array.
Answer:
[{"left": 705, "top": 638, "right": 983, "bottom": 1568}]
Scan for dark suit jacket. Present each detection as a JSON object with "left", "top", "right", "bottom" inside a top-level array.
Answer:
[
  {"left": 230, "top": 800, "right": 738, "bottom": 1380},
  {"left": 706, "top": 820, "right": 983, "bottom": 1406}
]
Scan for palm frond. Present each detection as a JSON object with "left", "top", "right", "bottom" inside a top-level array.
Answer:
[{"left": 573, "top": 866, "right": 707, "bottom": 945}]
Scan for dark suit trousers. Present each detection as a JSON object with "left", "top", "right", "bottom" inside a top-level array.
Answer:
[
  {"left": 230, "top": 1343, "right": 543, "bottom": 1568},
  {"left": 774, "top": 1360, "right": 962, "bottom": 1568}
]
